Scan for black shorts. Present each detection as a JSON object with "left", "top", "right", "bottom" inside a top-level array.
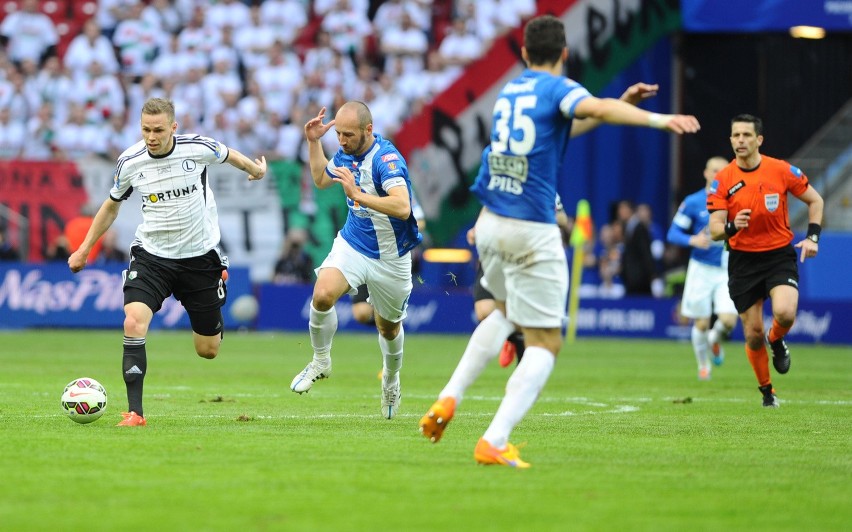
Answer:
[
  {"left": 728, "top": 245, "right": 798, "bottom": 314},
  {"left": 351, "top": 284, "right": 370, "bottom": 305},
  {"left": 124, "top": 246, "right": 227, "bottom": 315},
  {"left": 472, "top": 262, "right": 493, "bottom": 302}
]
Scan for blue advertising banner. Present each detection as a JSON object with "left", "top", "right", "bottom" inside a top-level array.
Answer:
[
  {"left": 683, "top": 0, "right": 852, "bottom": 32},
  {"left": 0, "top": 263, "right": 252, "bottom": 329},
  {"left": 255, "top": 285, "right": 851, "bottom": 345},
  {"left": 1, "top": 269, "right": 848, "bottom": 344}
]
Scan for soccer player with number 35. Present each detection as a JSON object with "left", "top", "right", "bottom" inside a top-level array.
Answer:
[{"left": 419, "top": 14, "right": 700, "bottom": 467}]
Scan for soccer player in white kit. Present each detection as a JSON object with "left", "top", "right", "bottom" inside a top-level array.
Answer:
[
  {"left": 667, "top": 156, "right": 738, "bottom": 381},
  {"left": 68, "top": 97, "right": 267, "bottom": 427},
  {"left": 290, "top": 101, "right": 422, "bottom": 420},
  {"left": 419, "top": 15, "right": 701, "bottom": 467}
]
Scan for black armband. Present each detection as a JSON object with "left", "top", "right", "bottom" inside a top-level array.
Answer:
[
  {"left": 724, "top": 221, "right": 739, "bottom": 237},
  {"left": 807, "top": 223, "right": 821, "bottom": 244}
]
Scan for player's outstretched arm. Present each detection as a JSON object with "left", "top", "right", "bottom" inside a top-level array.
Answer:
[
  {"left": 68, "top": 198, "right": 121, "bottom": 273},
  {"left": 570, "top": 82, "right": 661, "bottom": 138},
  {"left": 574, "top": 96, "right": 700, "bottom": 134},
  {"left": 227, "top": 149, "right": 266, "bottom": 180}
]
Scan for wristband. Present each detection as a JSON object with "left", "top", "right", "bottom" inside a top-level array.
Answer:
[
  {"left": 807, "top": 223, "right": 821, "bottom": 243},
  {"left": 724, "top": 221, "right": 739, "bottom": 237},
  {"left": 648, "top": 113, "right": 668, "bottom": 129}
]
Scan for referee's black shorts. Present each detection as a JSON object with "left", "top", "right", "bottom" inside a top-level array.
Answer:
[
  {"left": 124, "top": 246, "right": 227, "bottom": 334},
  {"left": 728, "top": 245, "right": 798, "bottom": 314}
]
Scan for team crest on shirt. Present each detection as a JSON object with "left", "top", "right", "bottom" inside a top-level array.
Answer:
[
  {"left": 182, "top": 160, "right": 197, "bottom": 172},
  {"left": 764, "top": 193, "right": 779, "bottom": 212}
]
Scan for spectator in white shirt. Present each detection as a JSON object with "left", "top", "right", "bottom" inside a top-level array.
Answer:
[
  {"left": 206, "top": 0, "right": 251, "bottom": 32},
  {"left": 252, "top": 41, "right": 302, "bottom": 120},
  {"left": 234, "top": 6, "right": 277, "bottom": 72},
  {"left": 379, "top": 12, "right": 428, "bottom": 76},
  {"left": 142, "top": 0, "right": 183, "bottom": 36},
  {"left": 26, "top": 56, "right": 72, "bottom": 124},
  {"left": 113, "top": 3, "right": 165, "bottom": 79},
  {"left": 24, "top": 102, "right": 58, "bottom": 160},
  {"left": 0, "top": 106, "right": 26, "bottom": 159},
  {"left": 259, "top": 0, "right": 308, "bottom": 48},
  {"left": 0, "top": 0, "right": 59, "bottom": 66},
  {"left": 437, "top": 17, "right": 483, "bottom": 79},
  {"left": 53, "top": 103, "right": 107, "bottom": 160},
  {"left": 70, "top": 60, "right": 126, "bottom": 126},
  {"left": 96, "top": 0, "right": 141, "bottom": 39},
  {"left": 64, "top": 18, "right": 121, "bottom": 83},
  {"left": 321, "top": 0, "right": 372, "bottom": 59}
]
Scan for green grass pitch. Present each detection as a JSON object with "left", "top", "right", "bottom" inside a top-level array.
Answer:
[{"left": 0, "top": 330, "right": 849, "bottom": 531}]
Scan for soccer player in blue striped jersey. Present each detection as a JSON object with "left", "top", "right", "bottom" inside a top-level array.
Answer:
[
  {"left": 290, "top": 101, "right": 422, "bottom": 420},
  {"left": 68, "top": 97, "right": 267, "bottom": 427},
  {"left": 667, "top": 156, "right": 738, "bottom": 381},
  {"left": 420, "top": 14, "right": 701, "bottom": 467}
]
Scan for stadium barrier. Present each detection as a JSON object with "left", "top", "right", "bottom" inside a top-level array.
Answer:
[{"left": 0, "top": 263, "right": 848, "bottom": 344}]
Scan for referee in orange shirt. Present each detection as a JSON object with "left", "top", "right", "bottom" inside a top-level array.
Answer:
[{"left": 707, "top": 114, "right": 824, "bottom": 407}]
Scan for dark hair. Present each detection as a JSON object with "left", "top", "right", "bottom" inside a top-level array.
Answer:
[
  {"left": 523, "top": 15, "right": 566, "bottom": 66},
  {"left": 731, "top": 114, "right": 763, "bottom": 136}
]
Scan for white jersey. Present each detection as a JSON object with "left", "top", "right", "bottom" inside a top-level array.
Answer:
[{"left": 110, "top": 134, "right": 230, "bottom": 259}]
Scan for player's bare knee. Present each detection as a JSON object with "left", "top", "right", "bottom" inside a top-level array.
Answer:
[
  {"left": 123, "top": 315, "right": 148, "bottom": 337},
  {"left": 311, "top": 291, "right": 336, "bottom": 311}
]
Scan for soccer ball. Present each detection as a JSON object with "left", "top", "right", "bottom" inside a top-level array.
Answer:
[{"left": 61, "top": 378, "right": 108, "bottom": 424}]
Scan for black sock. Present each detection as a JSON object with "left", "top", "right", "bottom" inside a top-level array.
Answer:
[
  {"left": 508, "top": 332, "right": 525, "bottom": 364},
  {"left": 123, "top": 336, "right": 147, "bottom": 417}
]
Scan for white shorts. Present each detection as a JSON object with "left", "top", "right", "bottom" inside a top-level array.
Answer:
[
  {"left": 680, "top": 258, "right": 737, "bottom": 319},
  {"left": 317, "top": 234, "right": 413, "bottom": 323},
  {"left": 476, "top": 209, "right": 568, "bottom": 329}
]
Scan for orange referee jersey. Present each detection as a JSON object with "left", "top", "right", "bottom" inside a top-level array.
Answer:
[{"left": 706, "top": 155, "right": 810, "bottom": 252}]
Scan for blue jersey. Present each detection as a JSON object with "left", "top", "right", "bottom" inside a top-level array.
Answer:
[
  {"left": 470, "top": 69, "right": 591, "bottom": 224},
  {"left": 666, "top": 188, "right": 726, "bottom": 267},
  {"left": 327, "top": 133, "right": 422, "bottom": 259}
]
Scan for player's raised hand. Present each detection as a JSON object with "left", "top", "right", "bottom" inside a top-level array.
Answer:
[
  {"left": 620, "top": 82, "right": 659, "bottom": 105},
  {"left": 663, "top": 114, "right": 701, "bottom": 134},
  {"left": 304, "top": 107, "right": 335, "bottom": 142},
  {"left": 249, "top": 155, "right": 266, "bottom": 181}
]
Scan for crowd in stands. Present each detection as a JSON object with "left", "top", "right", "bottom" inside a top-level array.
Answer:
[
  {"left": 0, "top": 0, "right": 683, "bottom": 299},
  {"left": 0, "top": 0, "right": 536, "bottom": 161}
]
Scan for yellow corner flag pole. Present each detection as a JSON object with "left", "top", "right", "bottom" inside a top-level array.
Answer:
[{"left": 567, "top": 199, "right": 592, "bottom": 344}]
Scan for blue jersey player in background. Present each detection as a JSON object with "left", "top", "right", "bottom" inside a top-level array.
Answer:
[
  {"left": 420, "top": 14, "right": 701, "bottom": 467},
  {"left": 290, "top": 101, "right": 422, "bottom": 420},
  {"left": 667, "top": 156, "right": 738, "bottom": 381}
]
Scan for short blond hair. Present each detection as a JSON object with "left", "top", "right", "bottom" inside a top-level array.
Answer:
[{"left": 141, "top": 98, "right": 175, "bottom": 123}]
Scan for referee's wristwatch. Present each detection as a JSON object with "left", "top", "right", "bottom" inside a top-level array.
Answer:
[{"left": 807, "top": 233, "right": 819, "bottom": 244}]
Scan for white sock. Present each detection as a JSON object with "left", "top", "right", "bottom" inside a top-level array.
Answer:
[
  {"left": 710, "top": 318, "right": 733, "bottom": 343},
  {"left": 309, "top": 303, "right": 337, "bottom": 365},
  {"left": 440, "top": 309, "right": 516, "bottom": 403},
  {"left": 379, "top": 325, "right": 404, "bottom": 387},
  {"left": 482, "top": 346, "right": 555, "bottom": 449},
  {"left": 691, "top": 325, "right": 710, "bottom": 370}
]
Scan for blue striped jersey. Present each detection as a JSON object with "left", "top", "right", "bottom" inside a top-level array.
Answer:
[{"left": 326, "top": 134, "right": 422, "bottom": 259}]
